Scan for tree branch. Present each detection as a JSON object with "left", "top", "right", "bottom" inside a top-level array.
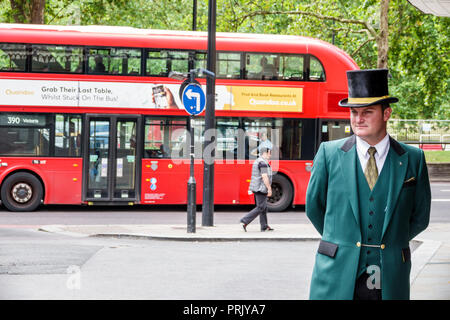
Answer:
[
  {"left": 229, "top": 0, "right": 240, "bottom": 32},
  {"left": 238, "top": 9, "right": 378, "bottom": 39},
  {"left": 331, "top": 27, "right": 372, "bottom": 39},
  {"left": 352, "top": 37, "right": 375, "bottom": 56},
  {"left": 47, "top": 1, "right": 74, "bottom": 24}
]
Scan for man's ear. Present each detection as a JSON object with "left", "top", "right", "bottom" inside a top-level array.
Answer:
[{"left": 383, "top": 106, "right": 392, "bottom": 122}]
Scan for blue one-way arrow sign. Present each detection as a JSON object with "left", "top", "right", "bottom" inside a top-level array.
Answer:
[{"left": 182, "top": 83, "right": 206, "bottom": 116}]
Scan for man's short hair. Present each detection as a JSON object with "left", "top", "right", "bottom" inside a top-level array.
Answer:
[
  {"left": 259, "top": 146, "right": 272, "bottom": 154},
  {"left": 381, "top": 103, "right": 390, "bottom": 111}
]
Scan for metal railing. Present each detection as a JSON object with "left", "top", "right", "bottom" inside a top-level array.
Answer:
[{"left": 388, "top": 119, "right": 450, "bottom": 150}]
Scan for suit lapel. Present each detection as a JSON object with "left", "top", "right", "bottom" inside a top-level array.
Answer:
[
  {"left": 382, "top": 137, "right": 408, "bottom": 238},
  {"left": 340, "top": 135, "right": 360, "bottom": 227}
]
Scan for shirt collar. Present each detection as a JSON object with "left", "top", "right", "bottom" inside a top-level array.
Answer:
[{"left": 356, "top": 134, "right": 390, "bottom": 158}]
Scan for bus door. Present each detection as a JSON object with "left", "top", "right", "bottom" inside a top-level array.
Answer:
[{"left": 83, "top": 115, "right": 141, "bottom": 202}]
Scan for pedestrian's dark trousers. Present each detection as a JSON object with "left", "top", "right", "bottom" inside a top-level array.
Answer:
[{"left": 241, "top": 192, "right": 268, "bottom": 230}]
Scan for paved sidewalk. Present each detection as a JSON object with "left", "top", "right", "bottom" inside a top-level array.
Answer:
[
  {"left": 39, "top": 222, "right": 449, "bottom": 300},
  {"left": 410, "top": 223, "right": 450, "bottom": 300},
  {"left": 39, "top": 223, "right": 321, "bottom": 241}
]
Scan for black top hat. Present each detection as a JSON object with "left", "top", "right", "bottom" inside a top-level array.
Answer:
[{"left": 338, "top": 69, "right": 398, "bottom": 108}]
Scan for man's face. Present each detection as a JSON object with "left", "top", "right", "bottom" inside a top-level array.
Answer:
[{"left": 350, "top": 105, "right": 392, "bottom": 143}]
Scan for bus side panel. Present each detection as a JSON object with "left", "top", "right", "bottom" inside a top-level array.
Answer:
[
  {"left": 238, "top": 161, "right": 254, "bottom": 205},
  {"left": 141, "top": 158, "right": 193, "bottom": 205},
  {"left": 0, "top": 158, "right": 82, "bottom": 205},
  {"left": 278, "top": 161, "right": 312, "bottom": 205},
  {"left": 302, "top": 82, "right": 320, "bottom": 118},
  {"left": 0, "top": 160, "right": 48, "bottom": 192},
  {"left": 213, "top": 161, "right": 243, "bottom": 204},
  {"left": 47, "top": 158, "right": 83, "bottom": 204},
  {"left": 141, "top": 159, "right": 252, "bottom": 206}
]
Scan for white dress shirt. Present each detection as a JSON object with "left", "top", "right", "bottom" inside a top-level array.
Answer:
[{"left": 356, "top": 134, "right": 390, "bottom": 174}]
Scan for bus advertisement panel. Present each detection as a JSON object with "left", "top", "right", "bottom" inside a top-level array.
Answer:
[{"left": 0, "top": 79, "right": 303, "bottom": 113}]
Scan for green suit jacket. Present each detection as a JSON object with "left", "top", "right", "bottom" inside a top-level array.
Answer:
[{"left": 306, "top": 135, "right": 431, "bottom": 300}]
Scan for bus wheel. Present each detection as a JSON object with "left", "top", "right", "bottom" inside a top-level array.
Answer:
[
  {"left": 267, "top": 174, "right": 293, "bottom": 212},
  {"left": 1, "top": 172, "right": 43, "bottom": 212}
]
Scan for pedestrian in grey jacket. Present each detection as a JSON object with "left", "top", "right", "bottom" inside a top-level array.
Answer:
[{"left": 240, "top": 145, "right": 274, "bottom": 232}]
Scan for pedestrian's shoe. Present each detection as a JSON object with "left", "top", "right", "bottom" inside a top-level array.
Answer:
[
  {"left": 261, "top": 226, "right": 274, "bottom": 232},
  {"left": 241, "top": 222, "right": 248, "bottom": 232}
]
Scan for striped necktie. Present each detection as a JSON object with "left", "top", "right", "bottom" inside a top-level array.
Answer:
[{"left": 364, "top": 147, "right": 378, "bottom": 190}]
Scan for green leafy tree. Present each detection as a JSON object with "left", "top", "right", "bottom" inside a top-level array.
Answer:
[
  {"left": 218, "top": 0, "right": 449, "bottom": 119},
  {"left": 389, "top": 0, "right": 449, "bottom": 119}
]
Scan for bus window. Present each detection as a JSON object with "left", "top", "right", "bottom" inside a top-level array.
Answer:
[
  {"left": 144, "top": 116, "right": 188, "bottom": 158},
  {"left": 118, "top": 48, "right": 141, "bottom": 75},
  {"left": 193, "top": 52, "right": 207, "bottom": 75},
  {"left": 0, "top": 43, "right": 27, "bottom": 72},
  {"left": 191, "top": 117, "right": 205, "bottom": 159},
  {"left": 167, "top": 51, "right": 189, "bottom": 75},
  {"left": 0, "top": 113, "right": 50, "bottom": 156},
  {"left": 55, "top": 114, "right": 82, "bottom": 157},
  {"left": 146, "top": 50, "right": 189, "bottom": 77},
  {"left": 309, "top": 56, "right": 325, "bottom": 81},
  {"left": 280, "top": 55, "right": 304, "bottom": 80},
  {"left": 245, "top": 53, "right": 279, "bottom": 80},
  {"left": 242, "top": 118, "right": 274, "bottom": 159},
  {"left": 87, "top": 47, "right": 141, "bottom": 75},
  {"left": 321, "top": 120, "right": 351, "bottom": 142},
  {"left": 32, "top": 45, "right": 83, "bottom": 73},
  {"left": 88, "top": 48, "right": 108, "bottom": 74},
  {"left": 146, "top": 51, "right": 168, "bottom": 76},
  {"left": 217, "top": 52, "right": 241, "bottom": 79},
  {"left": 0, "top": 127, "right": 50, "bottom": 156},
  {"left": 280, "top": 119, "right": 302, "bottom": 160},
  {"left": 216, "top": 117, "right": 240, "bottom": 160}
]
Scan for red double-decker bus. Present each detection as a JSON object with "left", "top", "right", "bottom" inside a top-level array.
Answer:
[{"left": 0, "top": 24, "right": 358, "bottom": 212}]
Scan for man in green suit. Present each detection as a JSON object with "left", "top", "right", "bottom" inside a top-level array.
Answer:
[{"left": 306, "top": 69, "right": 431, "bottom": 300}]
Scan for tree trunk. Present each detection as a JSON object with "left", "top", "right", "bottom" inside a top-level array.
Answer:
[
  {"left": 9, "top": 0, "right": 29, "bottom": 23},
  {"left": 377, "top": 0, "right": 390, "bottom": 68},
  {"left": 9, "top": 0, "right": 45, "bottom": 24},
  {"left": 31, "top": 0, "right": 45, "bottom": 24}
]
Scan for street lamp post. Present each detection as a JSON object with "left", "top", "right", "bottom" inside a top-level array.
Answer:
[
  {"left": 187, "top": 112, "right": 196, "bottom": 233},
  {"left": 186, "top": 71, "right": 196, "bottom": 233},
  {"left": 192, "top": 0, "right": 197, "bottom": 31},
  {"left": 202, "top": 0, "right": 216, "bottom": 227}
]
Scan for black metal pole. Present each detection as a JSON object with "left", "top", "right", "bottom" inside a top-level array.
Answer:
[
  {"left": 192, "top": 0, "right": 197, "bottom": 31},
  {"left": 187, "top": 115, "right": 196, "bottom": 233},
  {"left": 201, "top": 0, "right": 216, "bottom": 227}
]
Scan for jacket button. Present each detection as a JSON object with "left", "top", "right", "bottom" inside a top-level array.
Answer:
[
  {"left": 356, "top": 242, "right": 361, "bottom": 247},
  {"left": 381, "top": 244, "right": 386, "bottom": 250}
]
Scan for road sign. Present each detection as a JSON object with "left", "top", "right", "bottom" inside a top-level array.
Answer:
[{"left": 182, "top": 83, "right": 206, "bottom": 116}]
